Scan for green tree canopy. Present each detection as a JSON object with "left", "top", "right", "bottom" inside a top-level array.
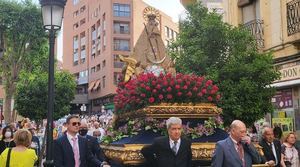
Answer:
[
  {"left": 0, "top": 0, "right": 48, "bottom": 123},
  {"left": 15, "top": 71, "right": 76, "bottom": 121},
  {"left": 169, "top": 2, "right": 280, "bottom": 126}
]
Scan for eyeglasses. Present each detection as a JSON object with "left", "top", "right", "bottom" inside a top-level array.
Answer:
[{"left": 71, "top": 122, "right": 81, "bottom": 126}]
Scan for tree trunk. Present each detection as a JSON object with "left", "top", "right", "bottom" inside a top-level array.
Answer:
[{"left": 4, "top": 93, "right": 12, "bottom": 123}]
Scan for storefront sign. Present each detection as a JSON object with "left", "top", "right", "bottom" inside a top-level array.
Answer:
[
  {"left": 277, "top": 61, "right": 300, "bottom": 82},
  {"left": 272, "top": 89, "right": 293, "bottom": 109}
]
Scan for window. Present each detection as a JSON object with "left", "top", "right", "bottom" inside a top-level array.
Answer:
[
  {"left": 102, "top": 13, "right": 106, "bottom": 31},
  {"left": 80, "top": 18, "right": 86, "bottom": 25},
  {"left": 80, "top": 5, "right": 86, "bottom": 13},
  {"left": 73, "top": 10, "right": 79, "bottom": 17},
  {"left": 113, "top": 39, "right": 130, "bottom": 51},
  {"left": 73, "top": 52, "right": 79, "bottom": 65},
  {"left": 96, "top": 64, "right": 101, "bottom": 71},
  {"left": 73, "top": 36, "right": 79, "bottom": 49},
  {"left": 73, "top": 22, "right": 79, "bottom": 29},
  {"left": 91, "top": 67, "right": 96, "bottom": 73},
  {"left": 113, "top": 54, "right": 125, "bottom": 68},
  {"left": 103, "top": 34, "right": 106, "bottom": 49},
  {"left": 114, "top": 72, "right": 122, "bottom": 85},
  {"left": 114, "top": 22, "right": 130, "bottom": 34},
  {"left": 80, "top": 49, "right": 86, "bottom": 63},
  {"left": 113, "top": 3, "right": 130, "bottom": 17},
  {"left": 102, "top": 76, "right": 106, "bottom": 88},
  {"left": 102, "top": 60, "right": 106, "bottom": 68},
  {"left": 73, "top": 0, "right": 79, "bottom": 5},
  {"left": 165, "top": 26, "right": 169, "bottom": 38}
]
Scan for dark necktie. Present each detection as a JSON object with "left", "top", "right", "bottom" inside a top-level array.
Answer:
[
  {"left": 172, "top": 141, "right": 177, "bottom": 154},
  {"left": 237, "top": 142, "right": 245, "bottom": 167}
]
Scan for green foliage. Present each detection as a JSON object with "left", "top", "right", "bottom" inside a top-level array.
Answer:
[
  {"left": 0, "top": 0, "right": 48, "bottom": 122},
  {"left": 169, "top": 2, "right": 280, "bottom": 126},
  {"left": 15, "top": 71, "right": 76, "bottom": 121}
]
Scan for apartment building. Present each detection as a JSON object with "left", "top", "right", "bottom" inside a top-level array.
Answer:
[{"left": 63, "top": 0, "right": 178, "bottom": 114}]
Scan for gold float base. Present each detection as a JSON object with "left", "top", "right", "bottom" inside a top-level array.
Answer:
[{"left": 101, "top": 142, "right": 264, "bottom": 165}]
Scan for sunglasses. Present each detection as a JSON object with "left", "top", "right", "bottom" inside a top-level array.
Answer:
[{"left": 71, "top": 122, "right": 81, "bottom": 126}]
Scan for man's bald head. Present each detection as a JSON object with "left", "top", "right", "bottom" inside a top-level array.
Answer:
[
  {"left": 230, "top": 120, "right": 247, "bottom": 142},
  {"left": 230, "top": 120, "right": 246, "bottom": 131},
  {"left": 80, "top": 121, "right": 88, "bottom": 129}
]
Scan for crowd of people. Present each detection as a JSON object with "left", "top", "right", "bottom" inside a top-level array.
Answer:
[
  {"left": 0, "top": 113, "right": 113, "bottom": 167},
  {"left": 0, "top": 114, "right": 299, "bottom": 167}
]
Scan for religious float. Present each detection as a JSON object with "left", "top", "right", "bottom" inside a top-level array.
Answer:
[{"left": 101, "top": 7, "right": 267, "bottom": 167}]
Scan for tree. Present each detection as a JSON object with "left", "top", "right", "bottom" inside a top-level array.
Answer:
[
  {"left": 15, "top": 71, "right": 76, "bottom": 121},
  {"left": 0, "top": 0, "right": 47, "bottom": 123},
  {"left": 169, "top": 2, "right": 280, "bottom": 126}
]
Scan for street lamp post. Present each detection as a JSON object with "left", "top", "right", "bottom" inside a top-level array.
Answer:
[{"left": 39, "top": 0, "right": 66, "bottom": 166}]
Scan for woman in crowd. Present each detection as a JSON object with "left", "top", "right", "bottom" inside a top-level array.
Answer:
[
  {"left": 0, "top": 129, "right": 37, "bottom": 167},
  {"left": 0, "top": 126, "right": 16, "bottom": 154},
  {"left": 281, "top": 132, "right": 300, "bottom": 167}
]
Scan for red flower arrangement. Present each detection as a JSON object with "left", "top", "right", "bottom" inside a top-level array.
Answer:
[{"left": 114, "top": 73, "right": 221, "bottom": 113}]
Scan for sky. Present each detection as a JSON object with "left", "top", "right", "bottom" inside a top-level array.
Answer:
[{"left": 143, "top": 0, "right": 185, "bottom": 22}]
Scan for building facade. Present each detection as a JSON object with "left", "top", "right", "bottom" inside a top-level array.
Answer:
[
  {"left": 221, "top": 0, "right": 300, "bottom": 137},
  {"left": 63, "top": 0, "right": 178, "bottom": 114}
]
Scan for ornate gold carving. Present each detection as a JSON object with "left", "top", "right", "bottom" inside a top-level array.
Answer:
[
  {"left": 143, "top": 6, "right": 160, "bottom": 22},
  {"left": 101, "top": 143, "right": 265, "bottom": 166},
  {"left": 117, "top": 103, "right": 221, "bottom": 121}
]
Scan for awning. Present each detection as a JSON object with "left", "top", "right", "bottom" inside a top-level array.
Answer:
[
  {"left": 88, "top": 81, "right": 96, "bottom": 91},
  {"left": 104, "top": 103, "right": 115, "bottom": 110},
  {"left": 270, "top": 79, "right": 300, "bottom": 88},
  {"left": 93, "top": 80, "right": 101, "bottom": 91}
]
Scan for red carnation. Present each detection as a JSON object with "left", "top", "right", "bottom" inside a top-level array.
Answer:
[
  {"left": 167, "top": 94, "right": 173, "bottom": 99},
  {"left": 151, "top": 81, "right": 156, "bottom": 85},
  {"left": 167, "top": 87, "right": 172, "bottom": 92},
  {"left": 192, "top": 87, "right": 198, "bottom": 92},
  {"left": 197, "top": 92, "right": 203, "bottom": 97},
  {"left": 149, "top": 97, "right": 155, "bottom": 103},
  {"left": 216, "top": 94, "right": 221, "bottom": 100},
  {"left": 206, "top": 80, "right": 213, "bottom": 87},
  {"left": 183, "top": 85, "right": 188, "bottom": 90},
  {"left": 201, "top": 89, "right": 207, "bottom": 94},
  {"left": 141, "top": 93, "right": 146, "bottom": 97},
  {"left": 152, "top": 89, "right": 157, "bottom": 94},
  {"left": 163, "top": 81, "right": 168, "bottom": 86},
  {"left": 158, "top": 94, "right": 164, "bottom": 100},
  {"left": 175, "top": 85, "right": 180, "bottom": 89},
  {"left": 187, "top": 91, "right": 192, "bottom": 97},
  {"left": 177, "top": 92, "right": 182, "bottom": 96},
  {"left": 207, "top": 96, "right": 213, "bottom": 101},
  {"left": 146, "top": 86, "right": 151, "bottom": 91},
  {"left": 156, "top": 84, "right": 162, "bottom": 90}
]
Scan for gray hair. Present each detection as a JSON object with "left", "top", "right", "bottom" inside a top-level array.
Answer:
[
  {"left": 262, "top": 127, "right": 273, "bottom": 136},
  {"left": 166, "top": 117, "right": 182, "bottom": 129}
]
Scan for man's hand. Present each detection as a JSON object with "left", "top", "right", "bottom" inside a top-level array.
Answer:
[
  {"left": 102, "top": 165, "right": 110, "bottom": 167},
  {"left": 241, "top": 136, "right": 251, "bottom": 145},
  {"left": 265, "top": 160, "right": 275, "bottom": 166}
]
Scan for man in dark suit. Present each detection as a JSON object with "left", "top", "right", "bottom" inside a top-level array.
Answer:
[
  {"left": 79, "top": 122, "right": 110, "bottom": 167},
  {"left": 141, "top": 117, "right": 192, "bottom": 167},
  {"left": 212, "top": 120, "right": 261, "bottom": 167},
  {"left": 259, "top": 127, "right": 282, "bottom": 167},
  {"left": 54, "top": 115, "right": 109, "bottom": 167}
]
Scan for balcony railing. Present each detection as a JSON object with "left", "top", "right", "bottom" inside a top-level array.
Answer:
[
  {"left": 287, "top": 0, "right": 300, "bottom": 36},
  {"left": 244, "top": 19, "right": 264, "bottom": 48},
  {"left": 114, "top": 61, "right": 124, "bottom": 68}
]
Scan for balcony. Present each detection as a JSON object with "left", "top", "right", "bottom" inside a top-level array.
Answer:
[
  {"left": 114, "top": 61, "right": 124, "bottom": 68},
  {"left": 243, "top": 19, "right": 264, "bottom": 48},
  {"left": 77, "top": 76, "right": 88, "bottom": 85},
  {"left": 287, "top": 0, "right": 300, "bottom": 36},
  {"left": 72, "top": 94, "right": 88, "bottom": 104}
]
